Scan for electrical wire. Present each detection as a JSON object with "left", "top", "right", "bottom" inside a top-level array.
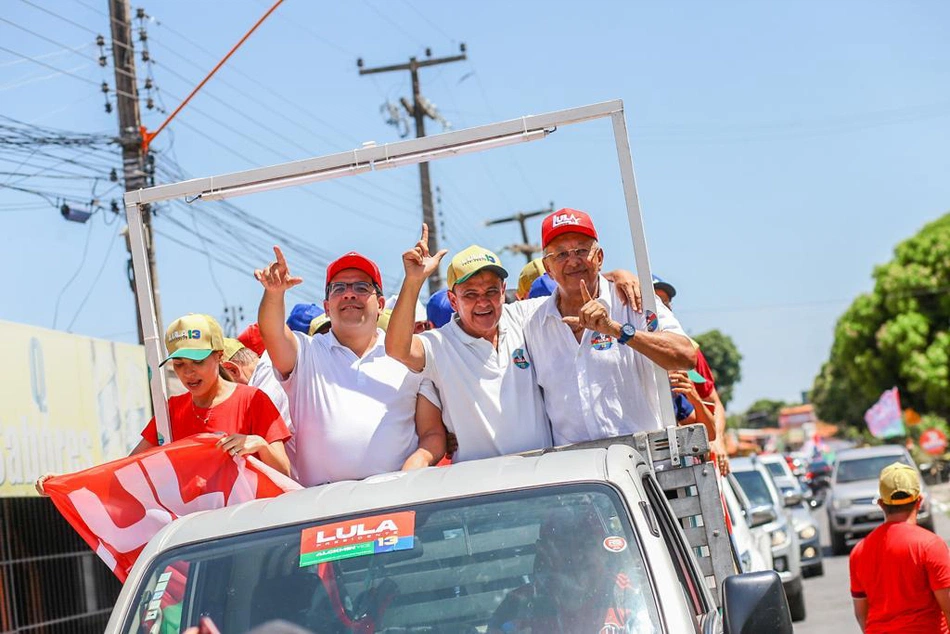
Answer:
[
  {"left": 52, "top": 216, "right": 96, "bottom": 329},
  {"left": 65, "top": 218, "right": 123, "bottom": 332}
]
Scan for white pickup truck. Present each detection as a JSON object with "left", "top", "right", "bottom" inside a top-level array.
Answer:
[{"left": 105, "top": 425, "right": 793, "bottom": 633}]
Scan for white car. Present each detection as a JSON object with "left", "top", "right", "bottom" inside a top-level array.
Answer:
[{"left": 722, "top": 473, "right": 773, "bottom": 573}]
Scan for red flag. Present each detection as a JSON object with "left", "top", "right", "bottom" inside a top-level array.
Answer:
[{"left": 44, "top": 433, "right": 301, "bottom": 582}]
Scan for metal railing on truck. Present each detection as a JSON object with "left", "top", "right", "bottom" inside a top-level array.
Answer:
[{"left": 528, "top": 423, "right": 738, "bottom": 604}]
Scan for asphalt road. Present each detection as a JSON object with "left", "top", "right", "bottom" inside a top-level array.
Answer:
[{"left": 794, "top": 482, "right": 950, "bottom": 633}]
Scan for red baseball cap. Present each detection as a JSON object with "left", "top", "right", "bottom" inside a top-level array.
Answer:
[
  {"left": 236, "top": 322, "right": 265, "bottom": 356},
  {"left": 541, "top": 208, "right": 598, "bottom": 248},
  {"left": 326, "top": 252, "right": 382, "bottom": 288}
]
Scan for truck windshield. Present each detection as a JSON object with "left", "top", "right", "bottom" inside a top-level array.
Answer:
[
  {"left": 836, "top": 455, "right": 913, "bottom": 483},
  {"left": 733, "top": 470, "right": 774, "bottom": 508},
  {"left": 122, "top": 484, "right": 661, "bottom": 634}
]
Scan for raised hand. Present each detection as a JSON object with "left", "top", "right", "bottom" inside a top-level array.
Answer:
[
  {"left": 562, "top": 279, "right": 617, "bottom": 335},
  {"left": 254, "top": 246, "right": 303, "bottom": 294},
  {"left": 403, "top": 223, "right": 448, "bottom": 282}
]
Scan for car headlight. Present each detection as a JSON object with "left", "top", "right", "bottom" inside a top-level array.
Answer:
[
  {"left": 771, "top": 528, "right": 789, "bottom": 547},
  {"left": 798, "top": 525, "right": 817, "bottom": 541},
  {"left": 833, "top": 498, "right": 852, "bottom": 510}
]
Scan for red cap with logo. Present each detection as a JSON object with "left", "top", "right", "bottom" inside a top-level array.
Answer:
[
  {"left": 541, "top": 208, "right": 598, "bottom": 248},
  {"left": 325, "top": 252, "right": 382, "bottom": 289}
]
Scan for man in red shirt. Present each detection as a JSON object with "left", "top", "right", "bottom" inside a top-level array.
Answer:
[{"left": 850, "top": 462, "right": 950, "bottom": 633}]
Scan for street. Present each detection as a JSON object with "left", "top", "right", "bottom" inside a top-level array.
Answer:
[{"left": 795, "top": 482, "right": 950, "bottom": 633}]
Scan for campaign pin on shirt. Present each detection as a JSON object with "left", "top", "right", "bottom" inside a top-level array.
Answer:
[
  {"left": 511, "top": 348, "right": 530, "bottom": 369},
  {"left": 590, "top": 333, "right": 614, "bottom": 351},
  {"left": 645, "top": 310, "right": 659, "bottom": 332}
]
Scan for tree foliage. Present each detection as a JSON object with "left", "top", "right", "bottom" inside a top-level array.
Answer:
[
  {"left": 812, "top": 213, "right": 950, "bottom": 428},
  {"left": 693, "top": 329, "right": 742, "bottom": 407}
]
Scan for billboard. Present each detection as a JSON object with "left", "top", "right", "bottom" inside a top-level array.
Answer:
[{"left": 0, "top": 320, "right": 150, "bottom": 497}]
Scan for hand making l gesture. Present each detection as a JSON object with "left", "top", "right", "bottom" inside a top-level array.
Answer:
[
  {"left": 562, "top": 279, "right": 618, "bottom": 335},
  {"left": 403, "top": 223, "right": 448, "bottom": 283},
  {"left": 254, "top": 246, "right": 303, "bottom": 294}
]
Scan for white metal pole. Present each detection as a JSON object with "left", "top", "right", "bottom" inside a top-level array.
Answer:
[
  {"left": 610, "top": 110, "right": 679, "bottom": 431},
  {"left": 125, "top": 201, "right": 171, "bottom": 443}
]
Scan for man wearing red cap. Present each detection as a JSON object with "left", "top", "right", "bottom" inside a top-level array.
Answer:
[
  {"left": 255, "top": 247, "right": 446, "bottom": 486},
  {"left": 524, "top": 208, "right": 696, "bottom": 444}
]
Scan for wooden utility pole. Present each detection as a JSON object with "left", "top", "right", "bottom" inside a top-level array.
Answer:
[
  {"left": 109, "top": 0, "right": 161, "bottom": 342},
  {"left": 358, "top": 45, "right": 466, "bottom": 295},
  {"left": 485, "top": 202, "right": 554, "bottom": 263}
]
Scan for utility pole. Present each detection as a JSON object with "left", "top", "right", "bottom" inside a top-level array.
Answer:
[
  {"left": 485, "top": 202, "right": 554, "bottom": 263},
  {"left": 357, "top": 45, "right": 466, "bottom": 295},
  {"left": 109, "top": 0, "right": 161, "bottom": 343}
]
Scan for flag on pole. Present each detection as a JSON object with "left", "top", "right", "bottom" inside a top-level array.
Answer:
[
  {"left": 44, "top": 433, "right": 301, "bottom": 582},
  {"left": 864, "top": 387, "right": 905, "bottom": 439}
]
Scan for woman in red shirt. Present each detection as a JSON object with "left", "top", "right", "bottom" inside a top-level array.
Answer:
[
  {"left": 132, "top": 314, "right": 291, "bottom": 476},
  {"left": 36, "top": 314, "right": 291, "bottom": 495}
]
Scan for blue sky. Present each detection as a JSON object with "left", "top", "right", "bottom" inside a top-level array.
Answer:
[{"left": 1, "top": 0, "right": 948, "bottom": 413}]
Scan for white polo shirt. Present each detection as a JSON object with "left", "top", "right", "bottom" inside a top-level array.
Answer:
[
  {"left": 249, "top": 351, "right": 297, "bottom": 479},
  {"left": 418, "top": 300, "right": 552, "bottom": 462},
  {"left": 277, "top": 330, "right": 438, "bottom": 486},
  {"left": 524, "top": 275, "right": 687, "bottom": 445}
]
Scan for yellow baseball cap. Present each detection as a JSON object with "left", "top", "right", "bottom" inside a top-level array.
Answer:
[
  {"left": 161, "top": 314, "right": 225, "bottom": 366},
  {"left": 517, "top": 258, "right": 545, "bottom": 299},
  {"left": 446, "top": 245, "right": 508, "bottom": 290},
  {"left": 879, "top": 462, "right": 921, "bottom": 505},
  {"left": 376, "top": 308, "right": 393, "bottom": 332},
  {"left": 308, "top": 314, "right": 331, "bottom": 336},
  {"left": 222, "top": 337, "right": 246, "bottom": 361}
]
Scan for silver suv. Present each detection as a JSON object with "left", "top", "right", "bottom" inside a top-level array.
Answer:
[
  {"left": 731, "top": 456, "right": 806, "bottom": 622},
  {"left": 828, "top": 445, "right": 934, "bottom": 555}
]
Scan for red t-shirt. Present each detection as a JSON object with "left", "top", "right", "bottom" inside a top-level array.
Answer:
[
  {"left": 850, "top": 521, "right": 950, "bottom": 634},
  {"left": 693, "top": 349, "right": 717, "bottom": 400},
  {"left": 141, "top": 384, "right": 291, "bottom": 447}
]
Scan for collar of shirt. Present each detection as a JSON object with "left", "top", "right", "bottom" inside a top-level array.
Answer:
[
  {"left": 446, "top": 311, "right": 509, "bottom": 347},
  {"left": 324, "top": 328, "right": 385, "bottom": 360}
]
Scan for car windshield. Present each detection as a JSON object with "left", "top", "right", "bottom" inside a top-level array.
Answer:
[
  {"left": 733, "top": 470, "right": 774, "bottom": 508},
  {"left": 121, "top": 484, "right": 661, "bottom": 634},
  {"left": 836, "top": 454, "right": 913, "bottom": 483},
  {"left": 764, "top": 462, "right": 785, "bottom": 478}
]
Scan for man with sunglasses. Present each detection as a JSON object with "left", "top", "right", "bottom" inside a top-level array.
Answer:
[
  {"left": 255, "top": 247, "right": 446, "bottom": 486},
  {"left": 523, "top": 208, "right": 697, "bottom": 445}
]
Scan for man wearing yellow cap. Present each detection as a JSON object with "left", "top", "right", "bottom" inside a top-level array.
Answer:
[
  {"left": 849, "top": 462, "right": 950, "bottom": 633},
  {"left": 387, "top": 225, "right": 551, "bottom": 461}
]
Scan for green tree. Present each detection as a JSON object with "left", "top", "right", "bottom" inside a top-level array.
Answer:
[
  {"left": 693, "top": 329, "right": 742, "bottom": 407},
  {"left": 812, "top": 213, "right": 950, "bottom": 428},
  {"left": 744, "top": 398, "right": 791, "bottom": 429}
]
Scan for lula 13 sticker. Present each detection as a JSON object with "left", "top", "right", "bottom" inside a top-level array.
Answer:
[
  {"left": 300, "top": 511, "right": 415, "bottom": 567},
  {"left": 590, "top": 333, "right": 614, "bottom": 351},
  {"left": 645, "top": 310, "right": 659, "bottom": 332},
  {"left": 512, "top": 348, "right": 530, "bottom": 369},
  {"left": 603, "top": 536, "right": 627, "bottom": 553}
]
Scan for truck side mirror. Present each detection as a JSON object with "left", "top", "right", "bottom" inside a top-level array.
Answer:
[
  {"left": 722, "top": 570, "right": 793, "bottom": 634},
  {"left": 747, "top": 505, "right": 777, "bottom": 528},
  {"left": 783, "top": 489, "right": 803, "bottom": 507}
]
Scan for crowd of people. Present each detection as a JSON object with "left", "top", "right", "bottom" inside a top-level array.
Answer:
[{"left": 37, "top": 207, "right": 731, "bottom": 493}]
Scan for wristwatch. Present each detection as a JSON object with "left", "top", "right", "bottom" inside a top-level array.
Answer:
[{"left": 617, "top": 322, "right": 636, "bottom": 345}]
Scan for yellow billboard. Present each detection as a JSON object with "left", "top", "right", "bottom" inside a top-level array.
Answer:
[{"left": 0, "top": 321, "right": 150, "bottom": 497}]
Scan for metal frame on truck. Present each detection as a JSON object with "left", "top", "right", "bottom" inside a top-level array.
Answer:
[{"left": 123, "top": 99, "right": 674, "bottom": 443}]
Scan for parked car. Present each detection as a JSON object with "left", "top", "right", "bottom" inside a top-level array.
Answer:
[
  {"left": 827, "top": 445, "right": 935, "bottom": 555},
  {"left": 722, "top": 473, "right": 774, "bottom": 574},
  {"left": 759, "top": 454, "right": 824, "bottom": 577},
  {"left": 731, "top": 456, "right": 806, "bottom": 622}
]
